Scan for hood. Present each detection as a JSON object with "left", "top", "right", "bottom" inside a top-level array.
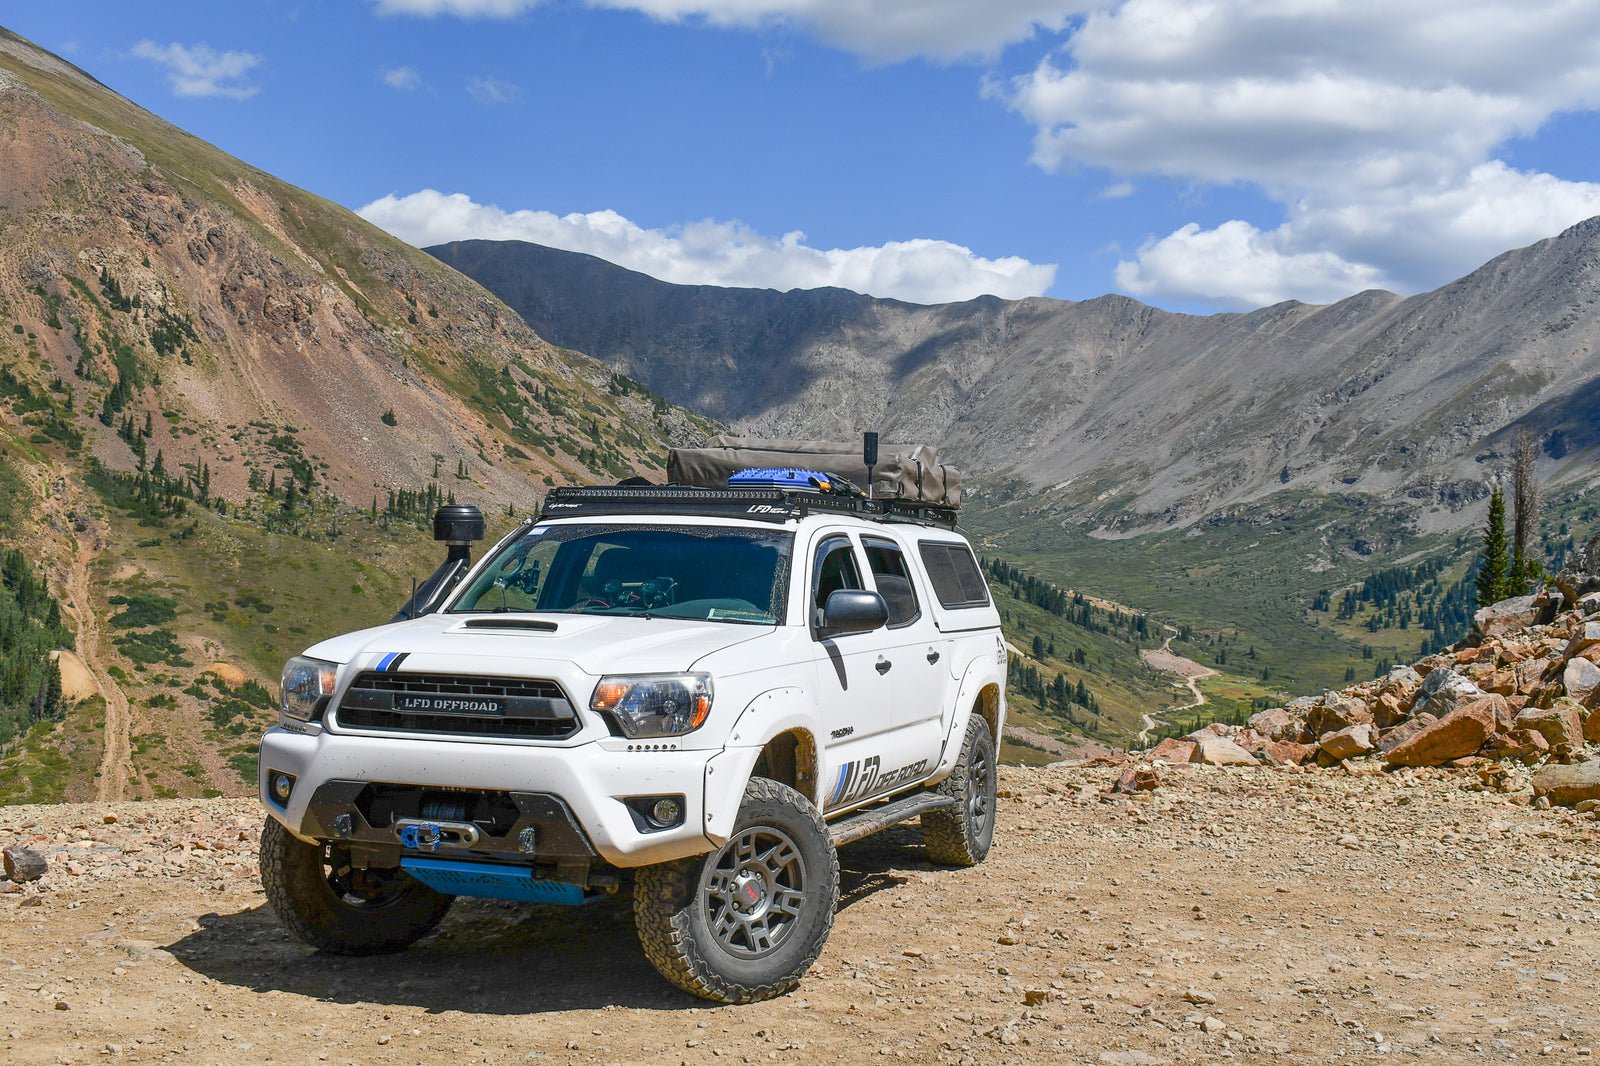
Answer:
[{"left": 302, "top": 613, "right": 773, "bottom": 676}]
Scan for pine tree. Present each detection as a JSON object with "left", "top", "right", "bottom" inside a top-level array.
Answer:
[{"left": 1476, "top": 486, "right": 1510, "bottom": 608}]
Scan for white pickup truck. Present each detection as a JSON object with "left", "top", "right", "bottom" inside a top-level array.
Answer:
[{"left": 257, "top": 484, "right": 1005, "bottom": 1003}]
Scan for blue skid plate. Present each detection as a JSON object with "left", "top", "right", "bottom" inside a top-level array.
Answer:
[
  {"left": 401, "top": 858, "right": 587, "bottom": 905},
  {"left": 727, "top": 467, "right": 831, "bottom": 491}
]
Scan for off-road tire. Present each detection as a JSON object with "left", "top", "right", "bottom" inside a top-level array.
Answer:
[
  {"left": 634, "top": 778, "right": 837, "bottom": 1003},
  {"left": 921, "top": 714, "right": 997, "bottom": 866},
  {"left": 259, "top": 817, "right": 453, "bottom": 955}
]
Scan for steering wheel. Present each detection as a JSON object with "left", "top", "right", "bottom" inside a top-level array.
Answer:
[{"left": 576, "top": 598, "right": 611, "bottom": 610}]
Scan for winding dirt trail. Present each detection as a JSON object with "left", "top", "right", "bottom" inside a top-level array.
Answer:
[
  {"left": 1138, "top": 631, "right": 1219, "bottom": 745},
  {"left": 73, "top": 537, "right": 135, "bottom": 801},
  {"left": 40, "top": 469, "right": 136, "bottom": 801}
]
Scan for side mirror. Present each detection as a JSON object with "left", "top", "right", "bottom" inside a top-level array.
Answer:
[{"left": 818, "top": 589, "right": 889, "bottom": 638}]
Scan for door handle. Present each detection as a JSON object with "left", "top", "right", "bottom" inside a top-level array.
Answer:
[
  {"left": 875, "top": 658, "right": 892, "bottom": 674},
  {"left": 926, "top": 649, "right": 941, "bottom": 664}
]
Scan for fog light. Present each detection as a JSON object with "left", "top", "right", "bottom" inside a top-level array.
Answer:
[
  {"left": 651, "top": 798, "right": 683, "bottom": 826},
  {"left": 270, "top": 772, "right": 295, "bottom": 804}
]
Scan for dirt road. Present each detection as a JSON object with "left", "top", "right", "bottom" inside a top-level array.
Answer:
[
  {"left": 1138, "top": 637, "right": 1220, "bottom": 746},
  {"left": 3, "top": 763, "right": 1599, "bottom": 1065}
]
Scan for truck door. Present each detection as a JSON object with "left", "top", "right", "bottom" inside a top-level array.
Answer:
[
  {"left": 862, "top": 534, "right": 950, "bottom": 759},
  {"left": 808, "top": 533, "right": 923, "bottom": 812}
]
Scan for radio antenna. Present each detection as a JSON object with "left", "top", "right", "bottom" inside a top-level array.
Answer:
[{"left": 863, "top": 431, "right": 879, "bottom": 501}]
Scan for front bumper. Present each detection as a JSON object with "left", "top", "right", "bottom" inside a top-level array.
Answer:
[{"left": 258, "top": 726, "right": 718, "bottom": 868}]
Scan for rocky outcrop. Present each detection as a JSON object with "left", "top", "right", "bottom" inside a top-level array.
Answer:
[
  {"left": 1474, "top": 593, "right": 1557, "bottom": 639},
  {"left": 1138, "top": 589, "right": 1600, "bottom": 800}
]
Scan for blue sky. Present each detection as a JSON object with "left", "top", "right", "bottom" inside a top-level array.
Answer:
[{"left": 9, "top": 1, "right": 1600, "bottom": 311}]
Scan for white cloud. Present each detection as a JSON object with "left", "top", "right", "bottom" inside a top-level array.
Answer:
[
  {"left": 465, "top": 75, "right": 521, "bottom": 103},
  {"left": 1113, "top": 220, "right": 1389, "bottom": 309},
  {"left": 361, "top": 0, "right": 1600, "bottom": 307},
  {"left": 1097, "top": 181, "right": 1134, "bottom": 199},
  {"left": 131, "top": 40, "right": 263, "bottom": 100},
  {"left": 382, "top": 65, "right": 424, "bottom": 90},
  {"left": 997, "top": 0, "right": 1600, "bottom": 306},
  {"left": 372, "top": 0, "right": 1088, "bottom": 61},
  {"left": 358, "top": 189, "right": 1057, "bottom": 303}
]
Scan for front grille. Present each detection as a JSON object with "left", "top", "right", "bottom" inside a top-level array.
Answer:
[{"left": 336, "top": 672, "right": 579, "bottom": 739}]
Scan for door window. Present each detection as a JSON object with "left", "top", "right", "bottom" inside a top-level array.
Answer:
[{"left": 862, "top": 536, "right": 920, "bottom": 628}]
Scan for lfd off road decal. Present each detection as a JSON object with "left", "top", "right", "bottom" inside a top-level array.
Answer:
[{"left": 830, "top": 756, "right": 929, "bottom": 806}]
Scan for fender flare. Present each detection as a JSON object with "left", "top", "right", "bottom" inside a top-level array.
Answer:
[
  {"left": 701, "top": 687, "right": 822, "bottom": 846},
  {"left": 928, "top": 657, "right": 1007, "bottom": 785}
]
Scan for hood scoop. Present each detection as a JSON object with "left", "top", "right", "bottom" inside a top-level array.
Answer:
[{"left": 459, "top": 618, "right": 559, "bottom": 633}]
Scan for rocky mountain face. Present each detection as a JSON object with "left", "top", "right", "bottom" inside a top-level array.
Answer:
[
  {"left": 0, "top": 30, "right": 698, "bottom": 512},
  {"left": 0, "top": 27, "right": 712, "bottom": 803},
  {"left": 432, "top": 225, "right": 1600, "bottom": 536}
]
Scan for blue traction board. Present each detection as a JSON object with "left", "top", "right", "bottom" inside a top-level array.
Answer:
[
  {"left": 727, "top": 467, "right": 830, "bottom": 490},
  {"left": 401, "top": 857, "right": 588, "bottom": 905}
]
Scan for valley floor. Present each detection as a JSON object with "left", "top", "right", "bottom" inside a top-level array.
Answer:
[{"left": 2, "top": 763, "right": 1599, "bottom": 1064}]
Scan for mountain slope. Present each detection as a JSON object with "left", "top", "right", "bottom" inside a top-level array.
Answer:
[
  {"left": 431, "top": 225, "right": 1600, "bottom": 535},
  {"left": 0, "top": 27, "right": 714, "bottom": 804}
]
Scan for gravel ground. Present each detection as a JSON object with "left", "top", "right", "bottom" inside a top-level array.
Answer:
[{"left": 3, "top": 762, "right": 1599, "bottom": 1065}]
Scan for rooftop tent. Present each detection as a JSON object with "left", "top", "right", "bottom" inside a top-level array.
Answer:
[{"left": 667, "top": 435, "right": 961, "bottom": 508}]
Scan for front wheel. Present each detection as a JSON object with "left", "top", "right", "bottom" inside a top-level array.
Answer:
[
  {"left": 921, "top": 714, "right": 997, "bottom": 866},
  {"left": 259, "top": 818, "right": 453, "bottom": 955},
  {"left": 634, "top": 778, "right": 837, "bottom": 1003}
]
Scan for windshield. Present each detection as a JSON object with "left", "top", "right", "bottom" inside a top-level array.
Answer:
[{"left": 450, "top": 523, "right": 794, "bottom": 625}]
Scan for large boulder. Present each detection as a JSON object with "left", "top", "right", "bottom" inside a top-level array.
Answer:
[
  {"left": 1372, "top": 692, "right": 1409, "bottom": 729},
  {"left": 1474, "top": 593, "right": 1557, "bottom": 639},
  {"left": 1515, "top": 703, "right": 1583, "bottom": 754},
  {"left": 1531, "top": 762, "right": 1600, "bottom": 808},
  {"left": 1516, "top": 658, "right": 1556, "bottom": 697},
  {"left": 1564, "top": 657, "right": 1600, "bottom": 705},
  {"left": 1261, "top": 740, "right": 1316, "bottom": 766},
  {"left": 2, "top": 846, "right": 47, "bottom": 883},
  {"left": 1319, "top": 724, "right": 1377, "bottom": 761},
  {"left": 1147, "top": 738, "right": 1197, "bottom": 763},
  {"left": 1190, "top": 734, "right": 1258, "bottom": 766},
  {"left": 1247, "top": 706, "right": 1297, "bottom": 741},
  {"left": 1563, "top": 622, "right": 1600, "bottom": 661},
  {"left": 1379, "top": 664, "right": 1423, "bottom": 695},
  {"left": 1411, "top": 669, "right": 1486, "bottom": 721},
  {"left": 1582, "top": 704, "right": 1600, "bottom": 745},
  {"left": 1378, "top": 713, "right": 1438, "bottom": 754},
  {"left": 1383, "top": 697, "right": 1501, "bottom": 767},
  {"left": 1307, "top": 697, "right": 1373, "bottom": 739}
]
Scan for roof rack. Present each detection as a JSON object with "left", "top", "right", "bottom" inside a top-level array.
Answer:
[{"left": 539, "top": 485, "right": 958, "bottom": 530}]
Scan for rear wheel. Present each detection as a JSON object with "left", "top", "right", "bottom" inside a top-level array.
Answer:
[
  {"left": 259, "top": 818, "right": 452, "bottom": 955},
  {"left": 634, "top": 778, "right": 837, "bottom": 1003},
  {"left": 922, "top": 714, "right": 997, "bottom": 866}
]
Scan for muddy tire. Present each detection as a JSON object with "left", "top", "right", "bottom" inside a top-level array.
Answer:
[
  {"left": 921, "top": 714, "right": 997, "bottom": 866},
  {"left": 259, "top": 818, "right": 452, "bottom": 955},
  {"left": 634, "top": 778, "right": 837, "bottom": 1003}
]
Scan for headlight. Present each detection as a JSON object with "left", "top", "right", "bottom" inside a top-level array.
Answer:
[
  {"left": 591, "top": 673, "right": 713, "bottom": 738},
  {"left": 280, "top": 656, "right": 338, "bottom": 723}
]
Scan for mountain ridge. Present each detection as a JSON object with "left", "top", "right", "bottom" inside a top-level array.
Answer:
[{"left": 430, "top": 221, "right": 1600, "bottom": 537}]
